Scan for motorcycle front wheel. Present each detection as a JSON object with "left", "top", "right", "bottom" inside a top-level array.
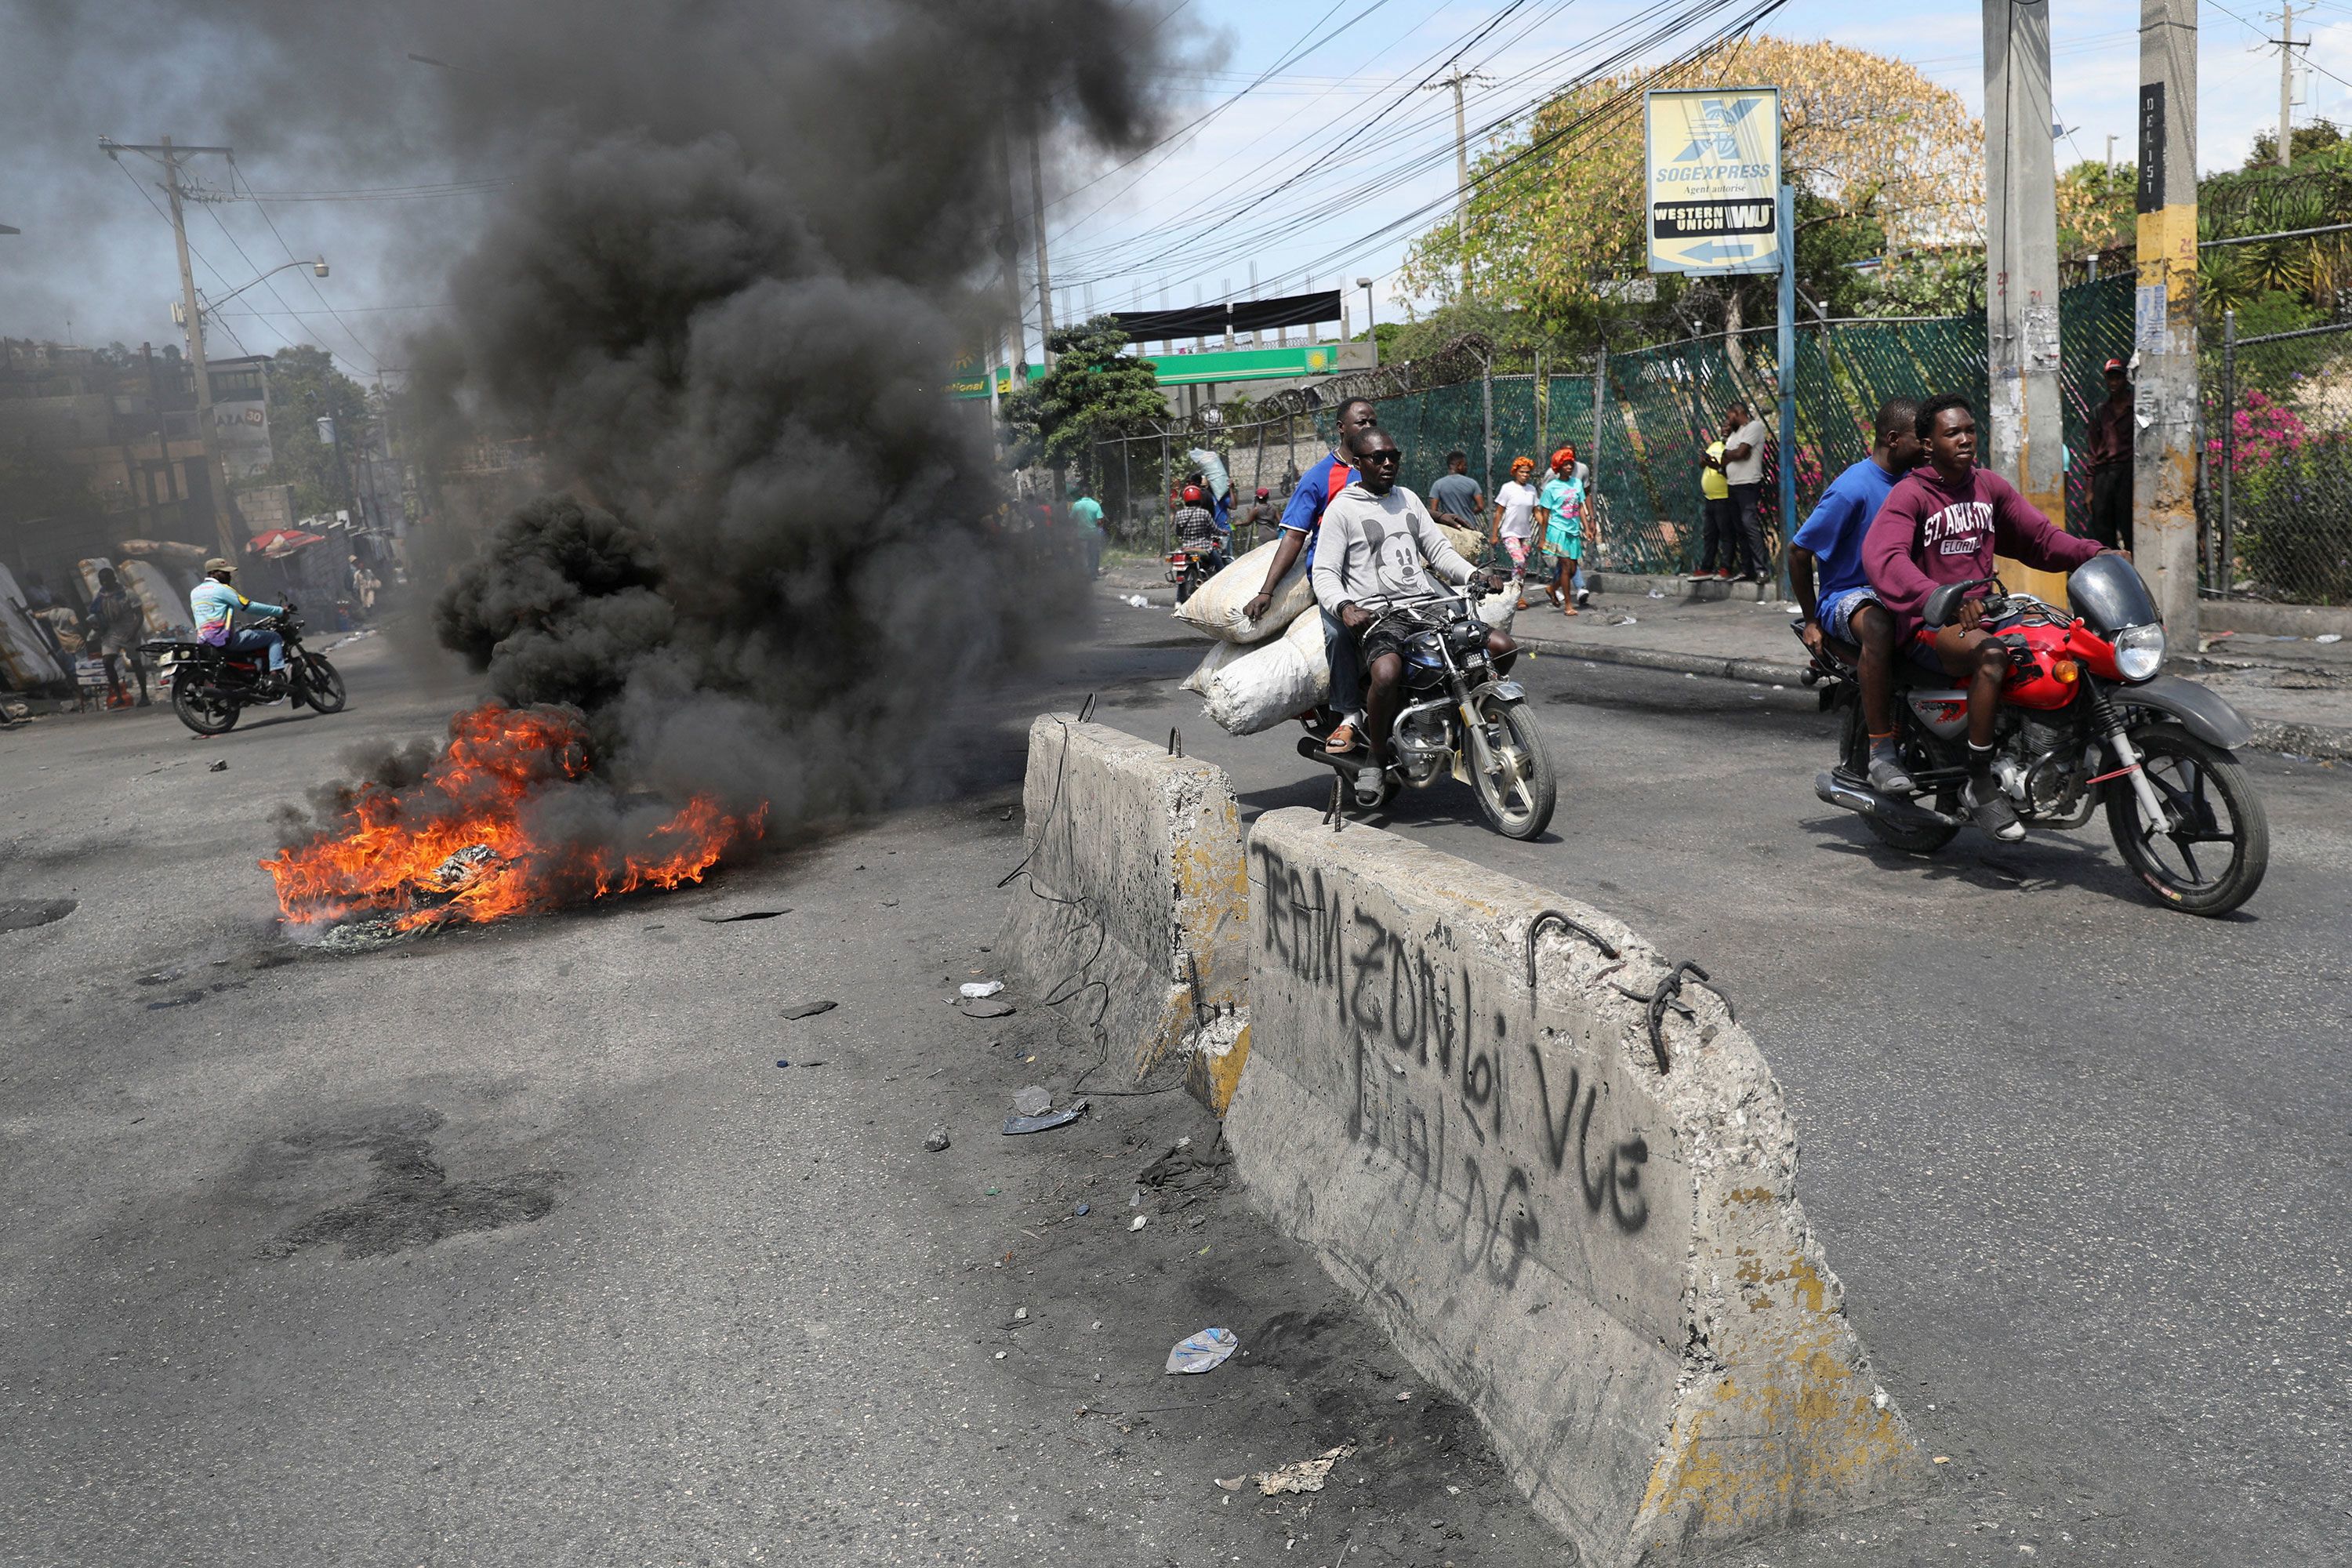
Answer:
[
  {"left": 1468, "top": 703, "right": 1556, "bottom": 840},
  {"left": 301, "top": 654, "right": 347, "bottom": 713},
  {"left": 172, "top": 681, "right": 240, "bottom": 736},
  {"left": 2103, "top": 723, "right": 2268, "bottom": 916}
]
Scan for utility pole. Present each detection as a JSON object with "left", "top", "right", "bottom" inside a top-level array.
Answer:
[
  {"left": 992, "top": 132, "right": 1025, "bottom": 432},
  {"left": 1025, "top": 131, "right": 1064, "bottom": 514},
  {"left": 2276, "top": 4, "right": 2305, "bottom": 167},
  {"left": 1981, "top": 0, "right": 2070, "bottom": 602},
  {"left": 103, "top": 135, "right": 240, "bottom": 564},
  {"left": 2136, "top": 0, "right": 2200, "bottom": 636},
  {"left": 1026, "top": 134, "right": 1056, "bottom": 369},
  {"left": 1424, "top": 67, "right": 1491, "bottom": 295}
]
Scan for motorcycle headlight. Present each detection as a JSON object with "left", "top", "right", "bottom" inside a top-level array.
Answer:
[{"left": 2114, "top": 622, "right": 2165, "bottom": 681}]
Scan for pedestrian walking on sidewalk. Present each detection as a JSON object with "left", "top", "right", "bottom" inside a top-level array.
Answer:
[
  {"left": 1715, "top": 402, "right": 1773, "bottom": 583},
  {"left": 1536, "top": 446, "right": 1589, "bottom": 614},
  {"left": 1428, "top": 451, "right": 1486, "bottom": 535},
  {"left": 2084, "top": 358, "right": 2134, "bottom": 550},
  {"left": 1490, "top": 455, "right": 1541, "bottom": 609}
]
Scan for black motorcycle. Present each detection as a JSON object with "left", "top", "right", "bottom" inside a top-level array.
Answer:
[
  {"left": 143, "top": 606, "right": 347, "bottom": 737},
  {"left": 1295, "top": 586, "right": 1557, "bottom": 840}
]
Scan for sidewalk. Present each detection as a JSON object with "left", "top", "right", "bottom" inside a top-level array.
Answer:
[{"left": 1513, "top": 571, "right": 2352, "bottom": 760}]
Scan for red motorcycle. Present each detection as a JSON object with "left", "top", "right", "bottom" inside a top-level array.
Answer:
[{"left": 1804, "top": 555, "right": 2268, "bottom": 915}]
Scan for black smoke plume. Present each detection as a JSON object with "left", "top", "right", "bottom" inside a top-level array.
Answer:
[{"left": 11, "top": 0, "right": 1188, "bottom": 857}]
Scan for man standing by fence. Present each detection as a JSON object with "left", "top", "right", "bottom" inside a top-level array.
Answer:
[
  {"left": 1713, "top": 401, "right": 1773, "bottom": 583},
  {"left": 2085, "top": 358, "right": 2134, "bottom": 550}
]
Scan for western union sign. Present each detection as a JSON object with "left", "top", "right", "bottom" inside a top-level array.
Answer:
[{"left": 1644, "top": 86, "right": 1781, "bottom": 276}]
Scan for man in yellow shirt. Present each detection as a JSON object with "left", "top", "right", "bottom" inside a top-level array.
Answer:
[{"left": 1693, "top": 437, "right": 1734, "bottom": 580}]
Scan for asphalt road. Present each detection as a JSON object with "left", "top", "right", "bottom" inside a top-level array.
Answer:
[
  {"left": 3, "top": 593, "right": 2346, "bottom": 1566},
  {"left": 1063, "top": 590, "right": 2352, "bottom": 1565}
]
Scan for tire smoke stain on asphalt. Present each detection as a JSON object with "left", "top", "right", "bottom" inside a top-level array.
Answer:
[{"left": 258, "top": 1107, "right": 569, "bottom": 1260}]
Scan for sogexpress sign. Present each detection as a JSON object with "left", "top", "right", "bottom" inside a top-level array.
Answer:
[{"left": 1645, "top": 87, "right": 1781, "bottom": 276}]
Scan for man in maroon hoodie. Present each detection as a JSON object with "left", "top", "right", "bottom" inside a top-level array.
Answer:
[{"left": 1862, "top": 392, "right": 2111, "bottom": 841}]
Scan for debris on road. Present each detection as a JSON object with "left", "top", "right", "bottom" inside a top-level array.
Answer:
[
  {"left": 699, "top": 908, "right": 791, "bottom": 922},
  {"left": 1004, "top": 1099, "right": 1087, "bottom": 1136},
  {"left": 1138, "top": 1133, "right": 1232, "bottom": 1208},
  {"left": 428, "top": 844, "right": 500, "bottom": 891},
  {"left": 1164, "top": 1327, "right": 1239, "bottom": 1374},
  {"left": 208, "top": 760, "right": 228, "bottom": 771},
  {"left": 780, "top": 999, "right": 837, "bottom": 1019},
  {"left": 959, "top": 980, "right": 1004, "bottom": 999},
  {"left": 315, "top": 916, "right": 406, "bottom": 953},
  {"left": 1130, "top": 1214, "right": 1148, "bottom": 1231},
  {"left": 924, "top": 1125, "right": 952, "bottom": 1152},
  {"left": 958, "top": 996, "right": 1016, "bottom": 1018},
  {"left": 1013, "top": 1085, "right": 1051, "bottom": 1116},
  {"left": 1255, "top": 1443, "right": 1358, "bottom": 1495},
  {"left": 1073, "top": 1202, "right": 1089, "bottom": 1216}
]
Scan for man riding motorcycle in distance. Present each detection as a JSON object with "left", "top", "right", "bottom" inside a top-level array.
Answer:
[
  {"left": 1790, "top": 397, "right": 1924, "bottom": 794},
  {"left": 1860, "top": 392, "right": 2114, "bottom": 842},
  {"left": 191, "top": 557, "right": 290, "bottom": 680},
  {"left": 1243, "top": 395, "right": 1380, "bottom": 753},
  {"left": 1312, "top": 427, "right": 1514, "bottom": 805},
  {"left": 1171, "top": 484, "right": 1223, "bottom": 569}
]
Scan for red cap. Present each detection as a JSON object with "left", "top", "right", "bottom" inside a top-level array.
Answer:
[{"left": 2103, "top": 358, "right": 2126, "bottom": 372}]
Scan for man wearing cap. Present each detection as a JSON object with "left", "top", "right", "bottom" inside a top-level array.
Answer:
[
  {"left": 2085, "top": 358, "right": 2134, "bottom": 550},
  {"left": 190, "top": 558, "right": 289, "bottom": 677}
]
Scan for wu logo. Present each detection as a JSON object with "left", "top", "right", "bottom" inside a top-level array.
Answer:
[{"left": 1671, "top": 97, "right": 1760, "bottom": 162}]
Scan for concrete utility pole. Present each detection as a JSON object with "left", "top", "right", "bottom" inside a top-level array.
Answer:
[
  {"left": 2276, "top": 4, "right": 2304, "bottom": 167},
  {"left": 2136, "top": 0, "right": 2201, "bottom": 636},
  {"left": 1981, "top": 0, "right": 2070, "bottom": 602},
  {"left": 1424, "top": 66, "right": 1490, "bottom": 294},
  {"left": 1026, "top": 134, "right": 1056, "bottom": 368},
  {"left": 103, "top": 135, "right": 240, "bottom": 564}
]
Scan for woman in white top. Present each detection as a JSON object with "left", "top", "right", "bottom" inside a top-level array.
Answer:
[{"left": 1490, "top": 455, "right": 1541, "bottom": 608}]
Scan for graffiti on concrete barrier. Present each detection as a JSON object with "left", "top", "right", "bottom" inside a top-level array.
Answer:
[{"left": 1254, "top": 837, "right": 1654, "bottom": 1292}]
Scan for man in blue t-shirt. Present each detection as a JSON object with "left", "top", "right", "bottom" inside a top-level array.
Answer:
[
  {"left": 1790, "top": 397, "right": 1923, "bottom": 793},
  {"left": 1241, "top": 397, "right": 1380, "bottom": 750}
]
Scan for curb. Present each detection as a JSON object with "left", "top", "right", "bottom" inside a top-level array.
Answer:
[{"left": 1513, "top": 631, "right": 2352, "bottom": 761}]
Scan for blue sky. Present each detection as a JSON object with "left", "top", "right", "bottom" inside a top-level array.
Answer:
[{"left": 5, "top": 0, "right": 2345, "bottom": 366}]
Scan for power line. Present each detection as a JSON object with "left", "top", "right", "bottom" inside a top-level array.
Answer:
[
  {"left": 111, "top": 158, "right": 252, "bottom": 357},
  {"left": 229, "top": 156, "right": 381, "bottom": 372}
]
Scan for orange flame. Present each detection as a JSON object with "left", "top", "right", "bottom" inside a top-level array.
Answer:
[{"left": 263, "top": 702, "right": 764, "bottom": 931}]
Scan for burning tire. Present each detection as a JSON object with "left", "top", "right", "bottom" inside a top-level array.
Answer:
[
  {"left": 172, "top": 680, "right": 240, "bottom": 736},
  {"left": 302, "top": 655, "right": 347, "bottom": 714}
]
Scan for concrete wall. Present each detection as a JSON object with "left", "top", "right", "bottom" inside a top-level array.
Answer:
[
  {"left": 995, "top": 716, "right": 1250, "bottom": 1087},
  {"left": 1221, "top": 808, "right": 1918, "bottom": 1564}
]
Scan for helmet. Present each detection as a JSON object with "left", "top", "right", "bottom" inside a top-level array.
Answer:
[
  {"left": 1182, "top": 485, "right": 1203, "bottom": 504},
  {"left": 1254, "top": 487, "right": 1269, "bottom": 500},
  {"left": 1550, "top": 447, "right": 1576, "bottom": 471}
]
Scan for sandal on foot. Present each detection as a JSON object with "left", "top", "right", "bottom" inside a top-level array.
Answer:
[{"left": 1322, "top": 723, "right": 1358, "bottom": 754}]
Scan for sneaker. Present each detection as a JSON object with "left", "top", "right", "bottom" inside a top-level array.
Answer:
[
  {"left": 1963, "top": 775, "right": 2026, "bottom": 842},
  {"left": 1573, "top": 586, "right": 1592, "bottom": 607},
  {"left": 1865, "top": 750, "right": 1915, "bottom": 794}
]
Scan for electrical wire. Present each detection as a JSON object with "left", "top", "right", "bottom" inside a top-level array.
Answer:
[{"left": 228, "top": 156, "right": 383, "bottom": 373}]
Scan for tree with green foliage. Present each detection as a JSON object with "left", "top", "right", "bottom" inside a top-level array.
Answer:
[
  {"left": 997, "top": 316, "right": 1164, "bottom": 488},
  {"left": 2247, "top": 118, "right": 2345, "bottom": 171},
  {"left": 241, "top": 343, "right": 371, "bottom": 519}
]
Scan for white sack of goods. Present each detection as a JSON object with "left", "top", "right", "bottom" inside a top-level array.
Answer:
[
  {"left": 1436, "top": 523, "right": 1486, "bottom": 564},
  {"left": 1203, "top": 601, "right": 1330, "bottom": 735},
  {"left": 1475, "top": 582, "right": 1516, "bottom": 634},
  {"left": 1171, "top": 539, "right": 1313, "bottom": 644},
  {"left": 1179, "top": 638, "right": 1247, "bottom": 696}
]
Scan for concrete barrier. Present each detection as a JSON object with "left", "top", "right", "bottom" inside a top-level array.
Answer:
[
  {"left": 1222, "top": 808, "right": 1918, "bottom": 1563},
  {"left": 996, "top": 716, "right": 1250, "bottom": 1091}
]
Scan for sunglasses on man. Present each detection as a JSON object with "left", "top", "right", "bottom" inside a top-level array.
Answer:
[{"left": 1357, "top": 449, "right": 1403, "bottom": 466}]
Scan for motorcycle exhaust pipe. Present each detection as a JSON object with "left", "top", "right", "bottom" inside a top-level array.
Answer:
[{"left": 1813, "top": 770, "right": 1966, "bottom": 828}]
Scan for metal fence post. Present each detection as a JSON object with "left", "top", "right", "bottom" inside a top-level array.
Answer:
[
  {"left": 1592, "top": 344, "right": 1608, "bottom": 559},
  {"left": 1480, "top": 358, "right": 1494, "bottom": 504},
  {"left": 1160, "top": 426, "right": 1172, "bottom": 555},
  {"left": 1120, "top": 438, "right": 1132, "bottom": 542},
  {"left": 2219, "top": 307, "right": 2236, "bottom": 599}
]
